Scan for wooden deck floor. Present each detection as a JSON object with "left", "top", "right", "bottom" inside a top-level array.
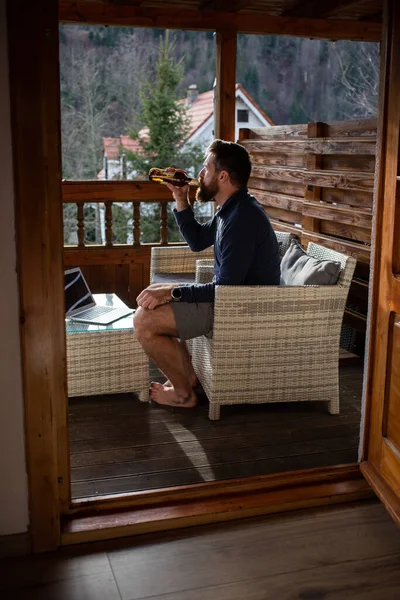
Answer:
[{"left": 69, "top": 362, "right": 363, "bottom": 499}]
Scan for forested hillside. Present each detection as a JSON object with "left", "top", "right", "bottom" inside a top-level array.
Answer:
[{"left": 60, "top": 25, "right": 379, "bottom": 180}]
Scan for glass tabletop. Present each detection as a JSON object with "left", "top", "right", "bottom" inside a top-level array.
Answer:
[{"left": 65, "top": 294, "right": 135, "bottom": 334}]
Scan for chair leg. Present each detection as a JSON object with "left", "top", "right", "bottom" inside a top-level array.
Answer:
[
  {"left": 209, "top": 403, "right": 220, "bottom": 420},
  {"left": 327, "top": 396, "right": 339, "bottom": 415},
  {"left": 139, "top": 389, "right": 149, "bottom": 403}
]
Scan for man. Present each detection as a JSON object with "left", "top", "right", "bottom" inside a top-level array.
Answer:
[{"left": 134, "top": 139, "right": 281, "bottom": 408}]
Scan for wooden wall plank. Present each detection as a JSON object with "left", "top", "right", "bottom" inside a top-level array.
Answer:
[
  {"left": 264, "top": 206, "right": 303, "bottom": 225},
  {"left": 251, "top": 165, "right": 375, "bottom": 192},
  {"left": 242, "top": 138, "right": 377, "bottom": 155},
  {"left": 256, "top": 191, "right": 304, "bottom": 213},
  {"left": 326, "top": 118, "right": 377, "bottom": 137},
  {"left": 322, "top": 155, "right": 375, "bottom": 172},
  {"left": 320, "top": 220, "right": 371, "bottom": 243},
  {"left": 303, "top": 202, "right": 372, "bottom": 229},
  {"left": 251, "top": 152, "right": 306, "bottom": 168},
  {"left": 249, "top": 177, "right": 305, "bottom": 197},
  {"left": 321, "top": 188, "right": 373, "bottom": 208},
  {"left": 241, "top": 124, "right": 308, "bottom": 140}
]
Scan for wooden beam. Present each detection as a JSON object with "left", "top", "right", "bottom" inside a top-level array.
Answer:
[
  {"left": 58, "top": 2, "right": 382, "bottom": 42},
  {"left": 283, "top": 0, "right": 364, "bottom": 19},
  {"left": 199, "top": 0, "right": 251, "bottom": 12},
  {"left": 215, "top": 30, "right": 236, "bottom": 141},
  {"left": 7, "top": 0, "right": 67, "bottom": 552},
  {"left": 361, "top": 11, "right": 383, "bottom": 23}
]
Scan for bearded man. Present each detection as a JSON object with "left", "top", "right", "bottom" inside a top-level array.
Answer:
[{"left": 134, "top": 139, "right": 281, "bottom": 408}]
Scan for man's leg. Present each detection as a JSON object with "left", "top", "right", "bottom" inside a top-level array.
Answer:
[
  {"left": 155, "top": 338, "right": 198, "bottom": 390},
  {"left": 134, "top": 304, "right": 197, "bottom": 407}
]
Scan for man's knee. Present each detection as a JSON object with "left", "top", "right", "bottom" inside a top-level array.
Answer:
[
  {"left": 134, "top": 305, "right": 177, "bottom": 340},
  {"left": 134, "top": 307, "right": 153, "bottom": 341}
]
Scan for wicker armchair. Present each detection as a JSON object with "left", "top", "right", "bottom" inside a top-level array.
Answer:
[{"left": 192, "top": 242, "right": 356, "bottom": 420}]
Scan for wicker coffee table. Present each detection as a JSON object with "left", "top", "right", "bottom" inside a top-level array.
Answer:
[{"left": 66, "top": 294, "right": 149, "bottom": 401}]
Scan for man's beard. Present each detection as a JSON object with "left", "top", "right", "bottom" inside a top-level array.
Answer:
[{"left": 196, "top": 177, "right": 219, "bottom": 203}]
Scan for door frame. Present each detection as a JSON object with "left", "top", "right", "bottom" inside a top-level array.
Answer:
[
  {"left": 360, "top": 0, "right": 400, "bottom": 524},
  {"left": 8, "top": 0, "right": 382, "bottom": 552}
]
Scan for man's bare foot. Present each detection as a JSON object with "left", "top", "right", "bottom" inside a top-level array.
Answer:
[
  {"left": 149, "top": 384, "right": 197, "bottom": 408},
  {"left": 152, "top": 374, "right": 198, "bottom": 390}
]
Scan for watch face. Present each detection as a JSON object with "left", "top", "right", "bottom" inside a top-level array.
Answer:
[{"left": 172, "top": 288, "right": 181, "bottom": 300}]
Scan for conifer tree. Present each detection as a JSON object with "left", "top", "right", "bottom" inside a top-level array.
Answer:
[
  {"left": 126, "top": 32, "right": 203, "bottom": 176},
  {"left": 126, "top": 32, "right": 204, "bottom": 242}
]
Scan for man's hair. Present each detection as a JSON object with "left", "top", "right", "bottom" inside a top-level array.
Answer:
[{"left": 207, "top": 139, "right": 252, "bottom": 188}]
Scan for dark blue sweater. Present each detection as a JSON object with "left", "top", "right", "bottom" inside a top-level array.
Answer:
[{"left": 173, "top": 188, "right": 281, "bottom": 303}]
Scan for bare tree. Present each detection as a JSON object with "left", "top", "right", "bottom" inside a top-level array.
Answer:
[{"left": 334, "top": 41, "right": 379, "bottom": 119}]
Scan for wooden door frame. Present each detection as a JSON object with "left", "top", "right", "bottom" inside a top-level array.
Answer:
[
  {"left": 360, "top": 0, "right": 400, "bottom": 524},
  {"left": 9, "top": 1, "right": 382, "bottom": 552}
]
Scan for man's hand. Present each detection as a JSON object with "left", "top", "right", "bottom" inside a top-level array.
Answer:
[
  {"left": 164, "top": 168, "right": 190, "bottom": 210},
  {"left": 136, "top": 284, "right": 174, "bottom": 310}
]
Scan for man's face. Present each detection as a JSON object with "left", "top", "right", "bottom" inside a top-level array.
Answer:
[{"left": 196, "top": 153, "right": 219, "bottom": 203}]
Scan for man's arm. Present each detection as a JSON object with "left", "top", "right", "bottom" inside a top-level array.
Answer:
[{"left": 166, "top": 180, "right": 215, "bottom": 251}]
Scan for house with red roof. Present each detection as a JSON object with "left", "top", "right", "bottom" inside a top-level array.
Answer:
[{"left": 99, "top": 83, "right": 273, "bottom": 180}]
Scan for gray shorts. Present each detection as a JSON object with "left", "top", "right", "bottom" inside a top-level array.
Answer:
[{"left": 171, "top": 302, "right": 214, "bottom": 340}]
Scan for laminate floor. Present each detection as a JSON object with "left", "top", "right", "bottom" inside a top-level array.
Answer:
[
  {"left": 1, "top": 501, "right": 400, "bottom": 599},
  {"left": 69, "top": 363, "right": 364, "bottom": 499}
]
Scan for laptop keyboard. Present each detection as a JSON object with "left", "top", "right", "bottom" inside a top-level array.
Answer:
[{"left": 76, "top": 305, "right": 115, "bottom": 319}]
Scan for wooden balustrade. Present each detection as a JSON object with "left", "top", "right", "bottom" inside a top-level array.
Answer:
[
  {"left": 62, "top": 180, "right": 194, "bottom": 306},
  {"left": 62, "top": 180, "right": 195, "bottom": 248}
]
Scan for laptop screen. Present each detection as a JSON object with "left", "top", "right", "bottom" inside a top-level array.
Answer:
[{"left": 64, "top": 268, "right": 95, "bottom": 316}]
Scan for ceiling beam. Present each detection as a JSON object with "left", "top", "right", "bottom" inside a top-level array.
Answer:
[
  {"left": 58, "top": 2, "right": 381, "bottom": 42},
  {"left": 199, "top": 0, "right": 252, "bottom": 12},
  {"left": 361, "top": 11, "right": 383, "bottom": 23},
  {"left": 283, "top": 0, "right": 365, "bottom": 19}
]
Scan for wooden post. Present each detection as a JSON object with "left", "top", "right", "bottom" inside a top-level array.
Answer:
[
  {"left": 133, "top": 202, "right": 141, "bottom": 246},
  {"left": 302, "top": 121, "right": 325, "bottom": 243},
  {"left": 7, "top": 0, "right": 67, "bottom": 550},
  {"left": 105, "top": 201, "right": 113, "bottom": 247},
  {"left": 215, "top": 30, "right": 237, "bottom": 141},
  {"left": 77, "top": 202, "right": 85, "bottom": 248}
]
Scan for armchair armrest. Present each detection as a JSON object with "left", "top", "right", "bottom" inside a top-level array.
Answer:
[{"left": 196, "top": 259, "right": 214, "bottom": 284}]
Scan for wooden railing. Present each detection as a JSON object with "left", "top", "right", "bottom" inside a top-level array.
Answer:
[
  {"left": 240, "top": 118, "right": 376, "bottom": 342},
  {"left": 62, "top": 180, "right": 193, "bottom": 306}
]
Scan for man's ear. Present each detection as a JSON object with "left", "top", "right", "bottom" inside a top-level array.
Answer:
[{"left": 218, "top": 170, "right": 229, "bottom": 184}]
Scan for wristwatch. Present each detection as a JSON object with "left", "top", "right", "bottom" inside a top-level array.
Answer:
[{"left": 171, "top": 287, "right": 182, "bottom": 301}]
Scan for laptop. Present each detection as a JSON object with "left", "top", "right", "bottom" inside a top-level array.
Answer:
[{"left": 64, "top": 267, "right": 134, "bottom": 325}]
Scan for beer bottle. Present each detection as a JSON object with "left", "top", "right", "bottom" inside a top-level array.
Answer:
[{"left": 148, "top": 167, "right": 199, "bottom": 188}]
